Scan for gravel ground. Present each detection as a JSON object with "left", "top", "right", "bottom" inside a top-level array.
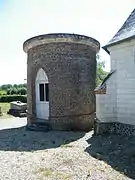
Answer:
[{"left": 0, "top": 117, "right": 134, "bottom": 180}]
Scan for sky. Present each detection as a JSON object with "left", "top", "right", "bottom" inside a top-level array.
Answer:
[{"left": 0, "top": 0, "right": 134, "bottom": 85}]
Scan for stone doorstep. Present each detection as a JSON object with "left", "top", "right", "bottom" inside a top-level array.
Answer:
[{"left": 26, "top": 122, "right": 52, "bottom": 132}]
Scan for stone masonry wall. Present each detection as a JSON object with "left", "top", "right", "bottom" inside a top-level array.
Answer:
[{"left": 25, "top": 33, "right": 100, "bottom": 131}]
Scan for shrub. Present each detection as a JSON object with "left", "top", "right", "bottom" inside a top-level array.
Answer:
[
  {"left": 0, "top": 90, "right": 7, "bottom": 95},
  {"left": 10, "top": 88, "right": 18, "bottom": 95},
  {"left": 17, "top": 87, "right": 27, "bottom": 95},
  {"left": 6, "top": 87, "right": 27, "bottom": 95},
  {"left": 0, "top": 95, "right": 27, "bottom": 103},
  {"left": 7, "top": 89, "right": 11, "bottom": 95}
]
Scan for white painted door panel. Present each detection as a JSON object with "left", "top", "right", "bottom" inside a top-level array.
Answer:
[
  {"left": 36, "top": 101, "right": 49, "bottom": 120},
  {"left": 35, "top": 69, "right": 49, "bottom": 120}
]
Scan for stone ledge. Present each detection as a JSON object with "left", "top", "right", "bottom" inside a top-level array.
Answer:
[
  {"left": 23, "top": 33, "right": 100, "bottom": 53},
  {"left": 95, "top": 89, "right": 106, "bottom": 94}
]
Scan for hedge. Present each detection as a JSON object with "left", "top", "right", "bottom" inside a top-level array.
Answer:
[{"left": 0, "top": 95, "right": 27, "bottom": 103}]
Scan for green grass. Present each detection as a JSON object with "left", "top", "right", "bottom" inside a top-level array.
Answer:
[
  {"left": 56, "top": 172, "right": 72, "bottom": 180},
  {"left": 37, "top": 168, "right": 71, "bottom": 179},
  {"left": 60, "top": 144, "right": 73, "bottom": 148},
  {"left": 38, "top": 167, "right": 53, "bottom": 177},
  {"left": 0, "top": 103, "right": 11, "bottom": 118}
]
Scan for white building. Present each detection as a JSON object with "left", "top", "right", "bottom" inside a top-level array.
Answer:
[{"left": 95, "top": 9, "right": 135, "bottom": 136}]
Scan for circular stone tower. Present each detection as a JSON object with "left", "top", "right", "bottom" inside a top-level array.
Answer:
[{"left": 23, "top": 33, "right": 100, "bottom": 131}]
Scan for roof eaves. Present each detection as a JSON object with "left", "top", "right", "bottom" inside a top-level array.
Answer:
[
  {"left": 95, "top": 70, "right": 116, "bottom": 91},
  {"left": 102, "top": 34, "right": 135, "bottom": 54}
]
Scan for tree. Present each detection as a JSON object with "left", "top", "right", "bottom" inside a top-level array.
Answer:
[
  {"left": 13, "top": 84, "right": 18, "bottom": 89},
  {"left": 22, "top": 83, "right": 27, "bottom": 88},
  {"left": 18, "top": 84, "right": 23, "bottom": 88},
  {"left": 20, "top": 87, "right": 27, "bottom": 95},
  {"left": 96, "top": 54, "right": 108, "bottom": 86},
  {"left": 0, "top": 83, "right": 27, "bottom": 95},
  {"left": 10, "top": 88, "right": 17, "bottom": 95},
  {"left": 17, "top": 87, "right": 27, "bottom": 95},
  {"left": 7, "top": 88, "right": 11, "bottom": 95},
  {"left": 0, "top": 84, "right": 12, "bottom": 90}
]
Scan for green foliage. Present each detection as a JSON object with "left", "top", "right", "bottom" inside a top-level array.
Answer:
[
  {"left": 13, "top": 84, "right": 18, "bottom": 88},
  {"left": 0, "top": 95, "right": 27, "bottom": 103},
  {"left": 0, "top": 103, "right": 10, "bottom": 115},
  {"left": 0, "top": 90, "right": 7, "bottom": 96},
  {"left": 10, "top": 88, "right": 18, "bottom": 95},
  {"left": 0, "top": 84, "right": 27, "bottom": 95},
  {"left": 7, "top": 87, "right": 27, "bottom": 95},
  {"left": 17, "top": 87, "right": 27, "bottom": 95},
  {"left": 6, "top": 89, "right": 11, "bottom": 95},
  {"left": 0, "top": 84, "right": 12, "bottom": 90},
  {"left": 96, "top": 54, "right": 108, "bottom": 86}
]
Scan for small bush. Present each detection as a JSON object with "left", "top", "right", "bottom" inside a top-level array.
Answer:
[
  {"left": 6, "top": 87, "right": 27, "bottom": 95},
  {"left": 0, "top": 90, "right": 7, "bottom": 95},
  {"left": 0, "top": 95, "right": 27, "bottom": 103}
]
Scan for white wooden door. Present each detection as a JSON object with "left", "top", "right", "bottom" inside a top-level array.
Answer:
[{"left": 35, "top": 68, "right": 49, "bottom": 120}]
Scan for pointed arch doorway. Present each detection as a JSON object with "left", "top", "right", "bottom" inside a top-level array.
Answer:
[{"left": 35, "top": 68, "right": 49, "bottom": 120}]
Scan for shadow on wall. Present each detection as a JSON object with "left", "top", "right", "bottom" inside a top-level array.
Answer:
[
  {"left": 85, "top": 134, "right": 135, "bottom": 179},
  {"left": 0, "top": 126, "right": 85, "bottom": 152}
]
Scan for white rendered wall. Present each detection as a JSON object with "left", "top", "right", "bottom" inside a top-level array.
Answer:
[
  {"left": 97, "top": 39, "right": 135, "bottom": 125},
  {"left": 96, "top": 72, "right": 117, "bottom": 122},
  {"left": 109, "top": 39, "right": 135, "bottom": 125}
]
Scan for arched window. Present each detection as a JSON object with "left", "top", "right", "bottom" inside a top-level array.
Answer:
[{"left": 36, "top": 68, "right": 49, "bottom": 102}]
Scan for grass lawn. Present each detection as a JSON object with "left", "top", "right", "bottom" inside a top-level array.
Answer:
[{"left": 0, "top": 103, "right": 12, "bottom": 118}]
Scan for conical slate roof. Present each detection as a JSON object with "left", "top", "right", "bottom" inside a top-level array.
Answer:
[{"left": 103, "top": 9, "right": 135, "bottom": 53}]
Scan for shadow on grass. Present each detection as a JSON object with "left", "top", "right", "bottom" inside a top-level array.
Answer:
[
  {"left": 0, "top": 126, "right": 85, "bottom": 152},
  {"left": 85, "top": 134, "right": 135, "bottom": 179}
]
